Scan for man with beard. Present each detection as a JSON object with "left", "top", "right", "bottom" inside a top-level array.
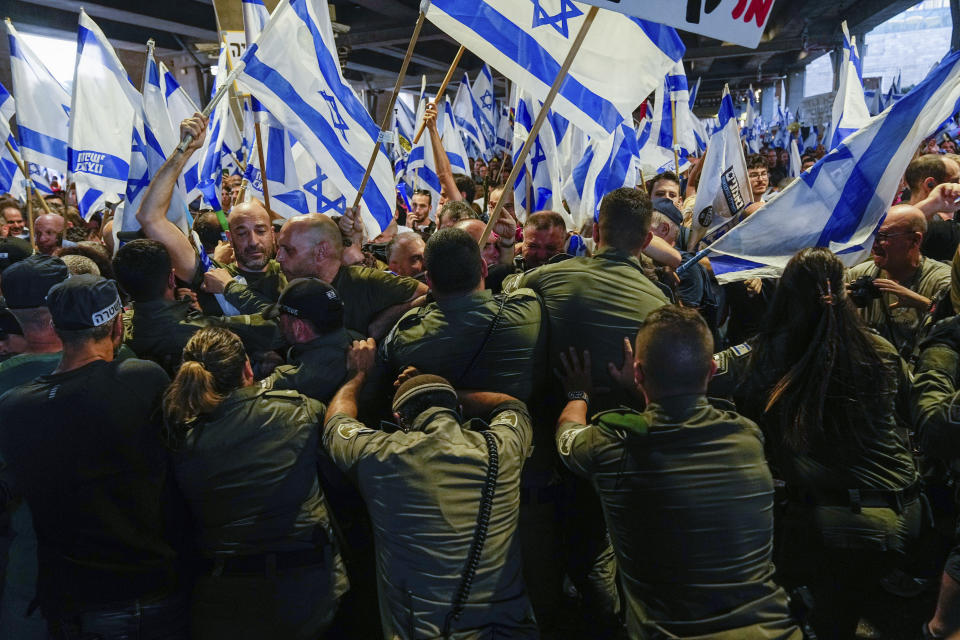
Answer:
[
  {"left": 223, "top": 213, "right": 427, "bottom": 339},
  {"left": 135, "top": 114, "right": 285, "bottom": 316},
  {"left": 846, "top": 204, "right": 950, "bottom": 359}
]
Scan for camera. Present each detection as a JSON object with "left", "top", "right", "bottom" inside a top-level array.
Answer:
[{"left": 848, "top": 275, "right": 881, "bottom": 308}]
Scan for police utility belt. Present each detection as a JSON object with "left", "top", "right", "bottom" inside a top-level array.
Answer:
[{"left": 786, "top": 482, "right": 921, "bottom": 515}]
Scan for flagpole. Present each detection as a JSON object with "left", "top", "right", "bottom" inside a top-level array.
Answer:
[
  {"left": 670, "top": 97, "right": 680, "bottom": 174},
  {"left": 25, "top": 183, "right": 34, "bottom": 247},
  {"left": 175, "top": 60, "right": 246, "bottom": 154},
  {"left": 352, "top": 11, "right": 427, "bottom": 209},
  {"left": 142, "top": 39, "right": 155, "bottom": 94},
  {"left": 412, "top": 45, "right": 466, "bottom": 145},
  {"left": 253, "top": 122, "right": 271, "bottom": 212},
  {"left": 479, "top": 6, "right": 600, "bottom": 247}
]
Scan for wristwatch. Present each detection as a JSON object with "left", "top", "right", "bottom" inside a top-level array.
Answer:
[{"left": 566, "top": 390, "right": 589, "bottom": 405}]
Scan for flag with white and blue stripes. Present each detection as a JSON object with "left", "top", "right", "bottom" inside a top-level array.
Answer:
[
  {"left": 424, "top": 0, "right": 683, "bottom": 140},
  {"left": 238, "top": 0, "right": 395, "bottom": 237}
]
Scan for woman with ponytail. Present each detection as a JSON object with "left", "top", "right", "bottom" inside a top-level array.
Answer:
[
  {"left": 711, "top": 248, "right": 921, "bottom": 640},
  {"left": 163, "top": 327, "right": 348, "bottom": 639}
]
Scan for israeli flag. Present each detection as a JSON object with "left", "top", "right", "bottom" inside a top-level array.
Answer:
[
  {"left": 788, "top": 138, "right": 802, "bottom": 178},
  {"left": 0, "top": 83, "right": 25, "bottom": 199},
  {"left": 494, "top": 102, "right": 512, "bottom": 155},
  {"left": 562, "top": 122, "right": 639, "bottom": 229},
  {"left": 238, "top": 0, "right": 394, "bottom": 237},
  {"left": 699, "top": 50, "right": 960, "bottom": 284},
  {"left": 195, "top": 47, "right": 231, "bottom": 211},
  {"left": 638, "top": 75, "right": 690, "bottom": 176},
  {"left": 424, "top": 0, "right": 683, "bottom": 140},
  {"left": 243, "top": 116, "right": 308, "bottom": 218},
  {"left": 828, "top": 21, "right": 871, "bottom": 150},
  {"left": 471, "top": 64, "right": 497, "bottom": 148},
  {"left": 243, "top": 0, "right": 271, "bottom": 52},
  {"left": 156, "top": 61, "right": 202, "bottom": 203},
  {"left": 453, "top": 74, "right": 488, "bottom": 160},
  {"left": 69, "top": 11, "right": 141, "bottom": 217},
  {"left": 511, "top": 89, "right": 565, "bottom": 223},
  {"left": 441, "top": 98, "right": 470, "bottom": 176},
  {"left": 689, "top": 85, "right": 750, "bottom": 250},
  {"left": 292, "top": 139, "right": 346, "bottom": 216},
  {"left": 6, "top": 20, "right": 70, "bottom": 176},
  {"left": 406, "top": 99, "right": 442, "bottom": 212},
  {"left": 141, "top": 49, "right": 191, "bottom": 230},
  {"left": 393, "top": 96, "right": 416, "bottom": 161}
]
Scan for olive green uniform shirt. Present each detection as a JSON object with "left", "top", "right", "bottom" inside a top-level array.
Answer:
[
  {"left": 557, "top": 396, "right": 800, "bottom": 640},
  {"left": 122, "top": 299, "right": 281, "bottom": 376},
  {"left": 913, "top": 343, "right": 960, "bottom": 463},
  {"left": 260, "top": 328, "right": 360, "bottom": 403},
  {"left": 378, "top": 288, "right": 545, "bottom": 402},
  {"left": 331, "top": 265, "right": 422, "bottom": 336},
  {"left": 846, "top": 257, "right": 950, "bottom": 357},
  {"left": 194, "top": 258, "right": 286, "bottom": 317},
  {"left": 323, "top": 402, "right": 537, "bottom": 639},
  {"left": 712, "top": 333, "right": 921, "bottom": 552},
  {"left": 504, "top": 247, "right": 668, "bottom": 412}
]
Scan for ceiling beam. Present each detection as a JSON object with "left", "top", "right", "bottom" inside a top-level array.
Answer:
[
  {"left": 16, "top": 0, "right": 218, "bottom": 41},
  {"left": 347, "top": 0, "right": 415, "bottom": 19},
  {"left": 366, "top": 46, "right": 451, "bottom": 72},
  {"left": 338, "top": 23, "right": 447, "bottom": 48}
]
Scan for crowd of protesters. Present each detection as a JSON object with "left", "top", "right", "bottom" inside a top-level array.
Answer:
[{"left": 0, "top": 111, "right": 959, "bottom": 640}]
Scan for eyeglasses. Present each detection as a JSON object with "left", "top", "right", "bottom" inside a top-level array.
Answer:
[
  {"left": 875, "top": 231, "right": 914, "bottom": 242},
  {"left": 747, "top": 171, "right": 768, "bottom": 179}
]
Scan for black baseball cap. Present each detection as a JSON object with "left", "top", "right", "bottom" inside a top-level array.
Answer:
[
  {"left": 46, "top": 274, "right": 122, "bottom": 330},
  {"left": 0, "top": 237, "right": 31, "bottom": 271},
  {"left": 1, "top": 254, "right": 69, "bottom": 309},
  {"left": 264, "top": 277, "right": 344, "bottom": 334},
  {"left": 0, "top": 307, "right": 23, "bottom": 339},
  {"left": 652, "top": 197, "right": 684, "bottom": 228}
]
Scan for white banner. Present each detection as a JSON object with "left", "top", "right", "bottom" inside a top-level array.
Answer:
[{"left": 578, "top": 0, "right": 775, "bottom": 48}]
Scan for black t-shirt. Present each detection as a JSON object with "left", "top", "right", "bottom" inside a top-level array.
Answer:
[
  {"left": 0, "top": 358, "right": 185, "bottom": 616},
  {"left": 921, "top": 217, "right": 960, "bottom": 262}
]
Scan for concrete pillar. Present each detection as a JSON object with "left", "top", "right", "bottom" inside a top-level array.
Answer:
[
  {"left": 830, "top": 48, "right": 842, "bottom": 92},
  {"left": 787, "top": 69, "right": 805, "bottom": 116},
  {"left": 759, "top": 83, "right": 776, "bottom": 122},
  {"left": 952, "top": 0, "right": 960, "bottom": 51}
]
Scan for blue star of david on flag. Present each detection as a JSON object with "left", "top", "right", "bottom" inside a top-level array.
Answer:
[
  {"left": 319, "top": 90, "right": 350, "bottom": 142},
  {"left": 529, "top": 136, "right": 546, "bottom": 178},
  {"left": 480, "top": 90, "right": 494, "bottom": 109},
  {"left": 304, "top": 167, "right": 346, "bottom": 214},
  {"left": 530, "top": 0, "right": 583, "bottom": 38}
]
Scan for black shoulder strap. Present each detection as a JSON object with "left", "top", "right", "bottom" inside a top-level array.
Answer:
[
  {"left": 456, "top": 295, "right": 508, "bottom": 385},
  {"left": 443, "top": 429, "right": 499, "bottom": 638}
]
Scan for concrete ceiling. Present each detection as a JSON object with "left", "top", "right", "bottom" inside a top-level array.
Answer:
[{"left": 0, "top": 0, "right": 925, "bottom": 107}]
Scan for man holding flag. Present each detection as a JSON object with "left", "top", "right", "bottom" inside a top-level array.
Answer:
[{"left": 135, "top": 114, "right": 286, "bottom": 319}]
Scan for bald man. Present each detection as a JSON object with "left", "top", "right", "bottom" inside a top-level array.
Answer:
[
  {"left": 385, "top": 232, "right": 425, "bottom": 278},
  {"left": 135, "top": 114, "right": 285, "bottom": 316},
  {"left": 265, "top": 213, "right": 426, "bottom": 338},
  {"left": 34, "top": 213, "right": 65, "bottom": 256},
  {"left": 847, "top": 204, "right": 950, "bottom": 356}
]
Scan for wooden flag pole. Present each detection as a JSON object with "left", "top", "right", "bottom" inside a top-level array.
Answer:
[
  {"left": 352, "top": 12, "right": 427, "bottom": 209},
  {"left": 670, "top": 97, "right": 680, "bottom": 175},
  {"left": 253, "top": 121, "right": 271, "bottom": 212},
  {"left": 411, "top": 45, "right": 466, "bottom": 145},
  {"left": 479, "top": 6, "right": 599, "bottom": 247},
  {"left": 25, "top": 183, "right": 34, "bottom": 247}
]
